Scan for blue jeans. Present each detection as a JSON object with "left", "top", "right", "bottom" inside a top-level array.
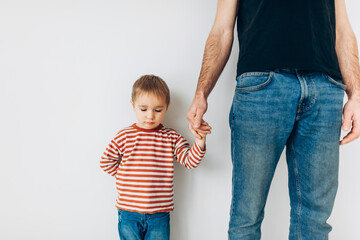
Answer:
[
  {"left": 228, "top": 70, "right": 345, "bottom": 240},
  {"left": 117, "top": 209, "right": 170, "bottom": 240}
]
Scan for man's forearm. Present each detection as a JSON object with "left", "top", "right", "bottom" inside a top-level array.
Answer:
[
  {"left": 335, "top": 0, "right": 360, "bottom": 98},
  {"left": 195, "top": 29, "right": 234, "bottom": 99},
  {"left": 336, "top": 26, "right": 360, "bottom": 98}
]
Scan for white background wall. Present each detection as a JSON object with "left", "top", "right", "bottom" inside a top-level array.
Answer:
[{"left": 1, "top": 0, "right": 359, "bottom": 239}]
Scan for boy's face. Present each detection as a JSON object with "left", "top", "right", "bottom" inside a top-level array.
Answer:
[{"left": 131, "top": 92, "right": 168, "bottom": 129}]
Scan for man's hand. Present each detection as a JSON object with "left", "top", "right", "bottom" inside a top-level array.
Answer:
[
  {"left": 340, "top": 95, "right": 360, "bottom": 145},
  {"left": 187, "top": 94, "right": 210, "bottom": 139},
  {"left": 194, "top": 121, "right": 212, "bottom": 150}
]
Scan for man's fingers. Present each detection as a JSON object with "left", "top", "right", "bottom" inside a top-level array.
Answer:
[
  {"left": 341, "top": 131, "right": 357, "bottom": 145},
  {"left": 200, "top": 121, "right": 211, "bottom": 127},
  {"left": 194, "top": 113, "right": 203, "bottom": 129},
  {"left": 187, "top": 95, "right": 208, "bottom": 130},
  {"left": 342, "top": 107, "right": 352, "bottom": 131},
  {"left": 187, "top": 107, "right": 203, "bottom": 129},
  {"left": 194, "top": 103, "right": 208, "bottom": 128},
  {"left": 341, "top": 116, "right": 360, "bottom": 145},
  {"left": 188, "top": 122, "right": 202, "bottom": 139},
  {"left": 198, "top": 124, "right": 211, "bottom": 128},
  {"left": 186, "top": 110, "right": 195, "bottom": 121}
]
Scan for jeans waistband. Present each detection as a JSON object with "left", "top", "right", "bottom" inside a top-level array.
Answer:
[{"left": 273, "top": 68, "right": 297, "bottom": 74}]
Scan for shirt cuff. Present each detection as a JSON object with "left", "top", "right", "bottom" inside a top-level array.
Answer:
[{"left": 194, "top": 141, "right": 206, "bottom": 156}]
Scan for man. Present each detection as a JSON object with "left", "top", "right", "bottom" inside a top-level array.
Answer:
[{"left": 187, "top": 0, "right": 360, "bottom": 239}]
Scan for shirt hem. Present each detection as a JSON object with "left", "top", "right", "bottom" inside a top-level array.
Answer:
[{"left": 116, "top": 206, "right": 174, "bottom": 214}]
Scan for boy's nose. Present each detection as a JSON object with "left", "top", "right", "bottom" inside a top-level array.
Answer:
[{"left": 147, "top": 112, "right": 155, "bottom": 119}]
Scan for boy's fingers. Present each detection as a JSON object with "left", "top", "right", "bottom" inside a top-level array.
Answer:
[
  {"left": 196, "top": 126, "right": 211, "bottom": 134},
  {"left": 197, "top": 130, "right": 211, "bottom": 135},
  {"left": 198, "top": 130, "right": 211, "bottom": 134}
]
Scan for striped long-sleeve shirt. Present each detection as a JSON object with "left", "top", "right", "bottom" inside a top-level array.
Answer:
[{"left": 100, "top": 123, "right": 206, "bottom": 213}]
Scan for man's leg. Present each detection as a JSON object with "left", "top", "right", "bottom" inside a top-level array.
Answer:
[
  {"left": 286, "top": 72, "right": 345, "bottom": 239},
  {"left": 228, "top": 71, "right": 300, "bottom": 239}
]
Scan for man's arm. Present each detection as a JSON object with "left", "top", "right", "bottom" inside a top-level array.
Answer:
[
  {"left": 186, "top": 0, "right": 238, "bottom": 138},
  {"left": 335, "top": 0, "right": 360, "bottom": 145}
]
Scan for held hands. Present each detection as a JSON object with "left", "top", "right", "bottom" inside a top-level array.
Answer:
[
  {"left": 340, "top": 94, "right": 360, "bottom": 145},
  {"left": 194, "top": 121, "right": 212, "bottom": 151},
  {"left": 187, "top": 94, "right": 210, "bottom": 138},
  {"left": 187, "top": 94, "right": 212, "bottom": 150}
]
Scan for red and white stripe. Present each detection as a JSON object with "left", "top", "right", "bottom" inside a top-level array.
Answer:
[{"left": 100, "top": 124, "right": 205, "bottom": 213}]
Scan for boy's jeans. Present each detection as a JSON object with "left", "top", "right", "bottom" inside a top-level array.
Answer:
[
  {"left": 228, "top": 70, "right": 345, "bottom": 240},
  {"left": 117, "top": 209, "right": 170, "bottom": 240}
]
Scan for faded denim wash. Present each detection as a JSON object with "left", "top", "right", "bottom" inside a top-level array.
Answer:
[
  {"left": 118, "top": 209, "right": 170, "bottom": 240},
  {"left": 228, "top": 70, "right": 345, "bottom": 240}
]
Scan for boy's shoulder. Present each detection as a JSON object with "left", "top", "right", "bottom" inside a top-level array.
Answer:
[
  {"left": 114, "top": 124, "right": 183, "bottom": 139},
  {"left": 160, "top": 126, "right": 183, "bottom": 138},
  {"left": 161, "top": 126, "right": 177, "bottom": 133},
  {"left": 114, "top": 125, "right": 138, "bottom": 138}
]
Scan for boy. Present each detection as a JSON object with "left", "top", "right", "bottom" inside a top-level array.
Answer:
[{"left": 100, "top": 75, "right": 211, "bottom": 240}]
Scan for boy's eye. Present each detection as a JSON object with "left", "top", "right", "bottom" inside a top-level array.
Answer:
[
  {"left": 140, "top": 109, "right": 147, "bottom": 112},
  {"left": 155, "top": 110, "right": 162, "bottom": 113}
]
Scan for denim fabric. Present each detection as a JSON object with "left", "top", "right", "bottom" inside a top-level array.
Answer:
[
  {"left": 228, "top": 70, "right": 345, "bottom": 240},
  {"left": 117, "top": 209, "right": 170, "bottom": 240}
]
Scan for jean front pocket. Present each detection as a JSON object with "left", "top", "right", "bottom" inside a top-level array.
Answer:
[
  {"left": 324, "top": 73, "right": 347, "bottom": 90},
  {"left": 236, "top": 71, "right": 274, "bottom": 92},
  {"left": 118, "top": 209, "right": 122, "bottom": 222}
]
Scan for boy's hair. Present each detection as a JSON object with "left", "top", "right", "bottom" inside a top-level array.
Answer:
[{"left": 132, "top": 75, "right": 170, "bottom": 105}]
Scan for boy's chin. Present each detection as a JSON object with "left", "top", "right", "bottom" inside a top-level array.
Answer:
[{"left": 137, "top": 122, "right": 160, "bottom": 129}]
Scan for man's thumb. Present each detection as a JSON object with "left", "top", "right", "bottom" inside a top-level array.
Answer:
[{"left": 193, "top": 115, "right": 202, "bottom": 128}]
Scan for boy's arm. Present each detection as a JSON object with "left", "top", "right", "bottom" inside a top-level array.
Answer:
[
  {"left": 174, "top": 134, "right": 206, "bottom": 169},
  {"left": 100, "top": 138, "right": 122, "bottom": 176},
  {"left": 335, "top": 0, "right": 360, "bottom": 145}
]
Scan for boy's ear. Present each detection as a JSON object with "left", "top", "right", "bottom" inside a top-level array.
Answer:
[
  {"left": 130, "top": 100, "right": 135, "bottom": 109},
  {"left": 166, "top": 102, "right": 170, "bottom": 110}
]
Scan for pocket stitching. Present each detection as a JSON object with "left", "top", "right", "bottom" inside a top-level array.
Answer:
[
  {"left": 236, "top": 72, "right": 274, "bottom": 92},
  {"left": 325, "top": 74, "right": 347, "bottom": 90}
]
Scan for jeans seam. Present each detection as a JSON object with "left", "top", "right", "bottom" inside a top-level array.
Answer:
[
  {"left": 295, "top": 71, "right": 305, "bottom": 115},
  {"left": 229, "top": 112, "right": 235, "bottom": 219},
  {"left": 295, "top": 71, "right": 317, "bottom": 116},
  {"left": 301, "top": 76, "right": 316, "bottom": 112},
  {"left": 290, "top": 140, "right": 302, "bottom": 240}
]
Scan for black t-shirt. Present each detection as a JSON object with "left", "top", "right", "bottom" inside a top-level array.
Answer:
[{"left": 236, "top": 0, "right": 342, "bottom": 79}]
